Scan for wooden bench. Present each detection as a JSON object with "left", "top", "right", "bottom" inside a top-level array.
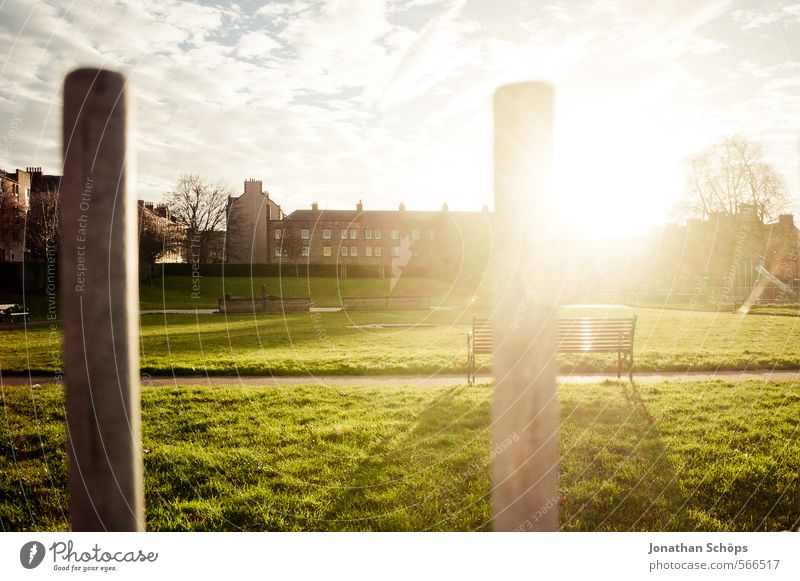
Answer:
[
  {"left": 1, "top": 303, "right": 30, "bottom": 324},
  {"left": 467, "top": 314, "right": 637, "bottom": 383}
]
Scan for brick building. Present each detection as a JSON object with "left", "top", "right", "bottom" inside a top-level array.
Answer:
[
  {"left": 0, "top": 167, "right": 31, "bottom": 262},
  {"left": 137, "top": 200, "right": 185, "bottom": 263},
  {"left": 638, "top": 203, "right": 800, "bottom": 302},
  {"left": 225, "top": 180, "right": 493, "bottom": 278},
  {"left": 225, "top": 179, "right": 284, "bottom": 264}
]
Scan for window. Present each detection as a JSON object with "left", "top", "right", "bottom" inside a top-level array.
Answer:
[
  {"left": 323, "top": 246, "right": 332, "bottom": 257},
  {"left": 341, "top": 246, "right": 348, "bottom": 256},
  {"left": 391, "top": 246, "right": 400, "bottom": 257},
  {"left": 365, "top": 229, "right": 372, "bottom": 240},
  {"left": 341, "top": 229, "right": 348, "bottom": 239},
  {"left": 274, "top": 248, "right": 282, "bottom": 257},
  {"left": 302, "top": 246, "right": 310, "bottom": 257},
  {"left": 301, "top": 229, "right": 310, "bottom": 240},
  {"left": 274, "top": 229, "right": 282, "bottom": 240},
  {"left": 429, "top": 230, "right": 436, "bottom": 240},
  {"left": 374, "top": 247, "right": 381, "bottom": 257},
  {"left": 365, "top": 247, "right": 373, "bottom": 257},
  {"left": 323, "top": 229, "right": 332, "bottom": 240},
  {"left": 412, "top": 229, "right": 420, "bottom": 240},
  {"left": 391, "top": 229, "right": 399, "bottom": 240},
  {"left": 350, "top": 246, "right": 357, "bottom": 257},
  {"left": 350, "top": 229, "right": 357, "bottom": 239},
  {"left": 374, "top": 230, "right": 382, "bottom": 240}
]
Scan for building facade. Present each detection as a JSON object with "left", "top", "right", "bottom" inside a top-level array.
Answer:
[
  {"left": 0, "top": 167, "right": 31, "bottom": 262},
  {"left": 137, "top": 200, "right": 185, "bottom": 263},
  {"left": 225, "top": 179, "right": 284, "bottom": 264},
  {"left": 225, "top": 180, "right": 494, "bottom": 278},
  {"left": 274, "top": 202, "right": 476, "bottom": 276}
]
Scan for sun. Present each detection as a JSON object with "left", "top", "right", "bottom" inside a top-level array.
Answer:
[{"left": 552, "top": 104, "right": 682, "bottom": 239}]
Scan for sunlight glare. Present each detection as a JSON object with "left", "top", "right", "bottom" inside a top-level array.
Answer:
[{"left": 553, "top": 104, "right": 682, "bottom": 239}]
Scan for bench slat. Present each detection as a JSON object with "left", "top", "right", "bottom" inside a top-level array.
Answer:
[{"left": 468, "top": 314, "right": 637, "bottom": 382}]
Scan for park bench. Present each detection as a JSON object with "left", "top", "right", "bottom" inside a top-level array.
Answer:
[
  {"left": 0, "top": 303, "right": 30, "bottom": 324},
  {"left": 467, "top": 314, "right": 637, "bottom": 383}
]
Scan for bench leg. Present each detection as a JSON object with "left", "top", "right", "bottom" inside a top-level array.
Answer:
[
  {"left": 469, "top": 353, "right": 475, "bottom": 385},
  {"left": 471, "top": 354, "right": 476, "bottom": 384},
  {"left": 628, "top": 353, "right": 634, "bottom": 382}
]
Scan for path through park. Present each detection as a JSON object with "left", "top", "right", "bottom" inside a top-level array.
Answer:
[{"left": 4, "top": 369, "right": 800, "bottom": 387}]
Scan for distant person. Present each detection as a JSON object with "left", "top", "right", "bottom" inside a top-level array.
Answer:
[{"left": 260, "top": 282, "right": 268, "bottom": 299}]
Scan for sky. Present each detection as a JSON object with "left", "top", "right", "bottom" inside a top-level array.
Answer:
[{"left": 1, "top": 0, "right": 799, "bottom": 236}]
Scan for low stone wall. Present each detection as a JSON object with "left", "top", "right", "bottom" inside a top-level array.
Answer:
[
  {"left": 218, "top": 297, "right": 310, "bottom": 314},
  {"left": 340, "top": 296, "right": 431, "bottom": 311}
]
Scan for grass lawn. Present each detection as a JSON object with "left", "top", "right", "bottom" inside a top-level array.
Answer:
[
  {"left": 139, "top": 276, "right": 479, "bottom": 310},
  {"left": 2, "top": 306, "right": 800, "bottom": 376},
  {"left": 0, "top": 275, "right": 484, "bottom": 317},
  {"left": 2, "top": 380, "right": 798, "bottom": 531}
]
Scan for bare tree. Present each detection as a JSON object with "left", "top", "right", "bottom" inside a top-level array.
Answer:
[
  {"left": 677, "top": 136, "right": 789, "bottom": 223},
  {"left": 25, "top": 187, "right": 61, "bottom": 262},
  {"left": 165, "top": 175, "right": 232, "bottom": 264},
  {"left": 279, "top": 222, "right": 304, "bottom": 276}
]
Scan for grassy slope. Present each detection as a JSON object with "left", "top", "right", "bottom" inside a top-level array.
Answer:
[
  {"left": 2, "top": 307, "right": 800, "bottom": 376},
  {"left": 0, "top": 275, "right": 484, "bottom": 316},
  {"left": 2, "top": 380, "right": 798, "bottom": 531},
  {"left": 126, "top": 276, "right": 478, "bottom": 310}
]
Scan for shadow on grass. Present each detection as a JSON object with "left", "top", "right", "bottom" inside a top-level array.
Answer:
[
  {"left": 309, "top": 386, "right": 492, "bottom": 531},
  {"left": 560, "top": 380, "right": 692, "bottom": 531}
]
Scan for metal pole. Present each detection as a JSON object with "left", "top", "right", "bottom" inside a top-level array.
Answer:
[
  {"left": 60, "top": 68, "right": 143, "bottom": 531},
  {"left": 492, "top": 82, "right": 560, "bottom": 531}
]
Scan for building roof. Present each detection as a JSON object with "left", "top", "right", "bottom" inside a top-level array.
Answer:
[{"left": 282, "top": 208, "right": 488, "bottom": 223}]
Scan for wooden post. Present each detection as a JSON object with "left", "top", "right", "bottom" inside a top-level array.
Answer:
[
  {"left": 492, "top": 82, "right": 560, "bottom": 531},
  {"left": 60, "top": 68, "right": 144, "bottom": 531}
]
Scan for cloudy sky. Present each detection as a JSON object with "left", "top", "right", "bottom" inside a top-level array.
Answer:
[{"left": 1, "top": 0, "right": 799, "bottom": 235}]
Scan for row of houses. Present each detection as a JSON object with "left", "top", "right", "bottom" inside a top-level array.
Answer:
[
  {"left": 225, "top": 179, "right": 492, "bottom": 277},
  {"left": 653, "top": 204, "right": 800, "bottom": 292},
  {"left": 4, "top": 168, "right": 798, "bottom": 294},
  {"left": 0, "top": 170, "right": 492, "bottom": 279}
]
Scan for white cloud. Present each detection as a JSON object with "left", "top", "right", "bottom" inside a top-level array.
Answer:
[
  {"left": 236, "top": 31, "right": 281, "bottom": 59},
  {"left": 366, "top": 0, "right": 479, "bottom": 108},
  {"left": 1, "top": 0, "right": 800, "bottom": 219}
]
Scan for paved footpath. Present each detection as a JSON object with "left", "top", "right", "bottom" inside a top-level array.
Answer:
[{"left": 4, "top": 370, "right": 800, "bottom": 387}]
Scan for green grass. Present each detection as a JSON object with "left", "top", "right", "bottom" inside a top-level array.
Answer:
[
  {"left": 2, "top": 380, "right": 799, "bottom": 531},
  {"left": 2, "top": 306, "right": 800, "bottom": 376},
  {"left": 0, "top": 275, "right": 484, "bottom": 316},
  {"left": 141, "top": 275, "right": 479, "bottom": 310}
]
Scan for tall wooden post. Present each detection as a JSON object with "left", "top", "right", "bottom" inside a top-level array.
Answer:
[
  {"left": 492, "top": 82, "right": 560, "bottom": 531},
  {"left": 60, "top": 68, "right": 144, "bottom": 531}
]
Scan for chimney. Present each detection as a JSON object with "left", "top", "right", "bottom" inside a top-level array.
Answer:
[
  {"left": 441, "top": 202, "right": 449, "bottom": 212},
  {"left": 399, "top": 202, "right": 405, "bottom": 212},
  {"left": 244, "top": 179, "right": 262, "bottom": 196},
  {"left": 356, "top": 199, "right": 363, "bottom": 213},
  {"left": 311, "top": 201, "right": 319, "bottom": 211}
]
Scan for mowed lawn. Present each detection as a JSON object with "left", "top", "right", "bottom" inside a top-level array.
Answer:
[
  {"left": 139, "top": 275, "right": 480, "bottom": 310},
  {"left": 2, "top": 307, "right": 800, "bottom": 375},
  {"left": 1, "top": 380, "right": 798, "bottom": 531}
]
